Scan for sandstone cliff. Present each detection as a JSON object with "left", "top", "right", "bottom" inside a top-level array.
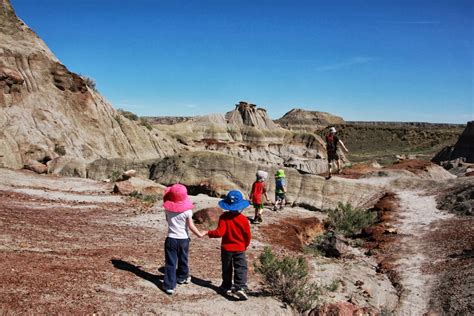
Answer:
[
  {"left": 432, "top": 121, "right": 474, "bottom": 163},
  {"left": 0, "top": 0, "right": 181, "bottom": 170}
]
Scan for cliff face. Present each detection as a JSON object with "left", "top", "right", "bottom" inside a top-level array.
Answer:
[
  {"left": 433, "top": 121, "right": 474, "bottom": 163},
  {"left": 0, "top": 0, "right": 181, "bottom": 170}
]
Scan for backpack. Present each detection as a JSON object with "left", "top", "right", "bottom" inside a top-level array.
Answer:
[{"left": 326, "top": 133, "right": 338, "bottom": 151}]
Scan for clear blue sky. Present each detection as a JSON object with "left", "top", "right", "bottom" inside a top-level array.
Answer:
[{"left": 11, "top": 0, "right": 473, "bottom": 123}]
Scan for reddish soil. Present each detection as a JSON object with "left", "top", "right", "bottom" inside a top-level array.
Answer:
[
  {"left": 0, "top": 190, "right": 242, "bottom": 313},
  {"left": 259, "top": 217, "right": 324, "bottom": 252},
  {"left": 424, "top": 217, "right": 473, "bottom": 314},
  {"left": 385, "top": 159, "right": 432, "bottom": 173},
  {"left": 360, "top": 193, "right": 403, "bottom": 293}
]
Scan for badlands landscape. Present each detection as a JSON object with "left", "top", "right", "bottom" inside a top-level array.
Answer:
[{"left": 1, "top": 0, "right": 473, "bottom": 314}]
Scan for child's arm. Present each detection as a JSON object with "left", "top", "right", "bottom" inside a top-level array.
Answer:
[
  {"left": 207, "top": 217, "right": 226, "bottom": 238},
  {"left": 186, "top": 216, "right": 204, "bottom": 238},
  {"left": 263, "top": 184, "right": 270, "bottom": 202},
  {"left": 243, "top": 220, "right": 251, "bottom": 249}
]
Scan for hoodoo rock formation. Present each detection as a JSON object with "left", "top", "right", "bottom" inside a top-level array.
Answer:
[
  {"left": 226, "top": 101, "right": 279, "bottom": 129},
  {"left": 0, "top": 0, "right": 181, "bottom": 171}
]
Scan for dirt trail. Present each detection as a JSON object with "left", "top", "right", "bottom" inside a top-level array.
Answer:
[{"left": 393, "top": 191, "right": 452, "bottom": 315}]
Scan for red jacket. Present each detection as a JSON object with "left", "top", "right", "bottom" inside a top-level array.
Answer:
[
  {"left": 208, "top": 212, "right": 251, "bottom": 252},
  {"left": 250, "top": 181, "right": 266, "bottom": 204}
]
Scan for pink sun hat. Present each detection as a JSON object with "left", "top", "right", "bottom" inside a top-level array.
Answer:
[{"left": 163, "top": 184, "right": 194, "bottom": 213}]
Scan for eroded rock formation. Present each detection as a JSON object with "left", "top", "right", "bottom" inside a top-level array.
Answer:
[{"left": 0, "top": 0, "right": 181, "bottom": 169}]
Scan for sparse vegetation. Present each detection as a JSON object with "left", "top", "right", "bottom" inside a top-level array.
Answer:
[
  {"left": 129, "top": 191, "right": 158, "bottom": 203},
  {"left": 255, "top": 247, "right": 322, "bottom": 312},
  {"left": 118, "top": 109, "right": 139, "bottom": 121},
  {"left": 81, "top": 75, "right": 97, "bottom": 92},
  {"left": 304, "top": 234, "right": 326, "bottom": 257},
  {"left": 109, "top": 171, "right": 122, "bottom": 182},
  {"left": 325, "top": 202, "right": 377, "bottom": 236},
  {"left": 325, "top": 278, "right": 341, "bottom": 292},
  {"left": 139, "top": 118, "right": 153, "bottom": 131}
]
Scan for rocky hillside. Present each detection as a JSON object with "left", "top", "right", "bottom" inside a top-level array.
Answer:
[
  {"left": 0, "top": 0, "right": 180, "bottom": 171},
  {"left": 151, "top": 102, "right": 331, "bottom": 175},
  {"left": 322, "top": 122, "right": 464, "bottom": 164},
  {"left": 432, "top": 121, "right": 474, "bottom": 164},
  {"left": 275, "top": 108, "right": 345, "bottom": 130}
]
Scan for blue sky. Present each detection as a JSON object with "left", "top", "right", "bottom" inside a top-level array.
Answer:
[{"left": 11, "top": 0, "right": 473, "bottom": 123}]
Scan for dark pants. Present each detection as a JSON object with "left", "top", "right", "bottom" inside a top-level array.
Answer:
[
  {"left": 221, "top": 250, "right": 247, "bottom": 290},
  {"left": 164, "top": 237, "right": 190, "bottom": 290}
]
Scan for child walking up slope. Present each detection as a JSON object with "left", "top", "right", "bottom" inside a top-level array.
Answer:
[{"left": 249, "top": 170, "right": 269, "bottom": 224}]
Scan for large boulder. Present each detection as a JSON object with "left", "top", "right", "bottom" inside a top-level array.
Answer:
[
  {"left": 113, "top": 177, "right": 164, "bottom": 196},
  {"left": 193, "top": 207, "right": 223, "bottom": 226}
]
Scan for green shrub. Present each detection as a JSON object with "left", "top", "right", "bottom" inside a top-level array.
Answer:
[
  {"left": 325, "top": 278, "right": 341, "bottom": 292},
  {"left": 118, "top": 109, "right": 139, "bottom": 121},
  {"left": 129, "top": 191, "right": 158, "bottom": 204},
  {"left": 110, "top": 170, "right": 122, "bottom": 182},
  {"left": 255, "top": 247, "right": 322, "bottom": 312},
  {"left": 326, "top": 202, "right": 377, "bottom": 236},
  {"left": 139, "top": 118, "right": 153, "bottom": 130},
  {"left": 81, "top": 75, "right": 97, "bottom": 92}
]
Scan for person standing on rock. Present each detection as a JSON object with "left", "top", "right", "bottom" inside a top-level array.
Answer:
[
  {"left": 202, "top": 190, "right": 251, "bottom": 300},
  {"left": 325, "top": 127, "right": 349, "bottom": 179},
  {"left": 162, "top": 184, "right": 204, "bottom": 295},
  {"left": 249, "top": 170, "right": 270, "bottom": 223}
]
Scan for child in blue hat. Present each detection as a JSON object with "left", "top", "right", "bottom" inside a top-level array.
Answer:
[{"left": 203, "top": 190, "right": 251, "bottom": 300}]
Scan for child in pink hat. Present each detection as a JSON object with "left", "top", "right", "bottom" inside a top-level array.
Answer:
[{"left": 162, "top": 183, "right": 203, "bottom": 295}]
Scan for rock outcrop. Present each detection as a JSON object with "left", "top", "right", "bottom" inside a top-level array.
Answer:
[
  {"left": 226, "top": 101, "right": 279, "bottom": 130},
  {"left": 433, "top": 121, "right": 474, "bottom": 164},
  {"left": 275, "top": 108, "right": 345, "bottom": 131},
  {"left": 149, "top": 151, "right": 383, "bottom": 210},
  {"left": 152, "top": 102, "right": 331, "bottom": 175},
  {"left": 0, "top": 0, "right": 181, "bottom": 170}
]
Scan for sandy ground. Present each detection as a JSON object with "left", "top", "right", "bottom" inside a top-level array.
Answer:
[{"left": 360, "top": 175, "right": 474, "bottom": 315}]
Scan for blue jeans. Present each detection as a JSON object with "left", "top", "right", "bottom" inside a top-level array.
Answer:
[{"left": 164, "top": 237, "right": 190, "bottom": 290}]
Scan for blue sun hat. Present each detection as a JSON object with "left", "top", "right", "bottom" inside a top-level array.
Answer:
[{"left": 218, "top": 190, "right": 250, "bottom": 212}]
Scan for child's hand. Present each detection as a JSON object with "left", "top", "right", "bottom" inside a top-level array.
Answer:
[{"left": 200, "top": 231, "right": 208, "bottom": 238}]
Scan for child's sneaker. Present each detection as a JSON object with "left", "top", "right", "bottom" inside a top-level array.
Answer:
[
  {"left": 165, "top": 289, "right": 174, "bottom": 295},
  {"left": 257, "top": 216, "right": 263, "bottom": 223},
  {"left": 177, "top": 276, "right": 191, "bottom": 284},
  {"left": 235, "top": 289, "right": 248, "bottom": 300}
]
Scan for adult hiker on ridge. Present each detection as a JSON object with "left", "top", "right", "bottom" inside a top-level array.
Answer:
[{"left": 325, "top": 126, "right": 349, "bottom": 179}]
